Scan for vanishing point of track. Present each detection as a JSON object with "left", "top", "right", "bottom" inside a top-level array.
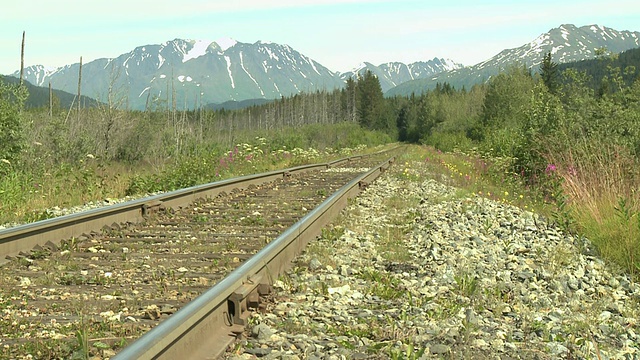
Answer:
[{"left": 0, "top": 150, "right": 397, "bottom": 359}]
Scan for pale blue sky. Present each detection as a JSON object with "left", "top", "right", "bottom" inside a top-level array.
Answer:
[{"left": 1, "top": 0, "right": 639, "bottom": 75}]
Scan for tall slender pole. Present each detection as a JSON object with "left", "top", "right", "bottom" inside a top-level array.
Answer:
[
  {"left": 49, "top": 82, "right": 53, "bottom": 117},
  {"left": 77, "top": 56, "right": 82, "bottom": 122},
  {"left": 19, "top": 31, "right": 25, "bottom": 85}
]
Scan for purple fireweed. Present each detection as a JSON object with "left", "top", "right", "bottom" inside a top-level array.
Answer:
[{"left": 545, "top": 164, "right": 557, "bottom": 174}]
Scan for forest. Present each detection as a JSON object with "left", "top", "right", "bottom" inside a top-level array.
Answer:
[{"left": 1, "top": 47, "right": 640, "bottom": 275}]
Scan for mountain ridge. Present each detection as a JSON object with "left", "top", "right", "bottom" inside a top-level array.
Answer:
[
  {"left": 9, "top": 24, "right": 640, "bottom": 109},
  {"left": 12, "top": 39, "right": 461, "bottom": 110},
  {"left": 386, "top": 24, "right": 640, "bottom": 96}
]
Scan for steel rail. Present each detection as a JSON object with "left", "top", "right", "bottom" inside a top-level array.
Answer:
[
  {"left": 112, "top": 156, "right": 395, "bottom": 360},
  {"left": 0, "top": 153, "right": 386, "bottom": 263}
]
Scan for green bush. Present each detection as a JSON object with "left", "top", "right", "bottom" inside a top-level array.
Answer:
[
  {"left": 0, "top": 78, "right": 28, "bottom": 167},
  {"left": 422, "top": 131, "right": 474, "bottom": 153}
]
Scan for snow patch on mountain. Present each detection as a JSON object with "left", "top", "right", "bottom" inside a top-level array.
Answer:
[
  {"left": 183, "top": 40, "right": 212, "bottom": 62},
  {"left": 158, "top": 54, "right": 165, "bottom": 69},
  {"left": 307, "top": 57, "right": 321, "bottom": 76},
  {"left": 216, "top": 37, "right": 237, "bottom": 52},
  {"left": 240, "top": 52, "right": 264, "bottom": 96},
  {"left": 139, "top": 86, "right": 150, "bottom": 98},
  {"left": 225, "top": 56, "right": 235, "bottom": 89}
]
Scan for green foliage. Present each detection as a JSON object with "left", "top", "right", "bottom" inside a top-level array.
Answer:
[
  {"left": 613, "top": 197, "right": 640, "bottom": 277},
  {"left": 125, "top": 122, "right": 391, "bottom": 196},
  {"left": 0, "top": 77, "right": 28, "bottom": 166},
  {"left": 481, "top": 65, "right": 535, "bottom": 130},
  {"left": 391, "top": 82, "right": 484, "bottom": 150},
  {"left": 557, "top": 47, "right": 640, "bottom": 92},
  {"left": 540, "top": 52, "right": 560, "bottom": 94},
  {"left": 353, "top": 71, "right": 395, "bottom": 135},
  {"left": 422, "top": 131, "right": 473, "bottom": 153}
]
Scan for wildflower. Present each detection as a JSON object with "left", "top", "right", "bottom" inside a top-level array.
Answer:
[
  {"left": 519, "top": 194, "right": 524, "bottom": 199},
  {"left": 0, "top": 159, "right": 10, "bottom": 165},
  {"left": 504, "top": 191, "right": 509, "bottom": 196},
  {"left": 545, "top": 164, "right": 557, "bottom": 174}
]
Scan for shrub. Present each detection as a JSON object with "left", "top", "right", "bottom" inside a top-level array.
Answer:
[{"left": 0, "top": 78, "right": 28, "bottom": 167}]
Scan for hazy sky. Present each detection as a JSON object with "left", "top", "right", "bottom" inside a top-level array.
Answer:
[{"left": 1, "top": 0, "right": 639, "bottom": 75}]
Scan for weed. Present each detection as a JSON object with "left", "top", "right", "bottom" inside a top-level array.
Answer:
[
  {"left": 321, "top": 225, "right": 345, "bottom": 242},
  {"left": 73, "top": 328, "right": 89, "bottom": 360},
  {"left": 388, "top": 343, "right": 426, "bottom": 360},
  {"left": 359, "top": 269, "right": 405, "bottom": 300},
  {"left": 614, "top": 197, "right": 640, "bottom": 278},
  {"left": 194, "top": 214, "right": 209, "bottom": 223},
  {"left": 552, "top": 192, "right": 574, "bottom": 233},
  {"left": 454, "top": 271, "right": 478, "bottom": 298}
]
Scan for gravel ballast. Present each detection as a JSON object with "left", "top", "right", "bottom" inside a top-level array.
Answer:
[{"left": 225, "top": 162, "right": 640, "bottom": 359}]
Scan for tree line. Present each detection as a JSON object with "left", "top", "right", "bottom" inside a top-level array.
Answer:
[{"left": 2, "top": 47, "right": 639, "bottom": 182}]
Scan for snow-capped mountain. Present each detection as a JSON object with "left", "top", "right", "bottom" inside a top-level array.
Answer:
[
  {"left": 16, "top": 38, "right": 345, "bottom": 110},
  {"left": 387, "top": 24, "right": 640, "bottom": 96},
  {"left": 16, "top": 37, "right": 461, "bottom": 109},
  {"left": 339, "top": 58, "right": 463, "bottom": 92},
  {"left": 476, "top": 24, "right": 640, "bottom": 70},
  {"left": 14, "top": 24, "right": 639, "bottom": 108}
]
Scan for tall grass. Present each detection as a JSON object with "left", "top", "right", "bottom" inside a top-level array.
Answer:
[
  {"left": 545, "top": 140, "right": 640, "bottom": 278},
  {"left": 0, "top": 122, "right": 392, "bottom": 225}
]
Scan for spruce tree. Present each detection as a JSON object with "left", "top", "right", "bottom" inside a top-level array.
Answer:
[
  {"left": 355, "top": 71, "right": 392, "bottom": 132},
  {"left": 540, "top": 52, "right": 559, "bottom": 94}
]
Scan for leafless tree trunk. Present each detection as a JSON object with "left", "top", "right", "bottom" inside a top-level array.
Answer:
[
  {"left": 103, "top": 62, "right": 124, "bottom": 156},
  {"left": 49, "top": 82, "right": 52, "bottom": 118},
  {"left": 19, "top": 31, "right": 25, "bottom": 85},
  {"left": 77, "top": 56, "right": 82, "bottom": 123}
]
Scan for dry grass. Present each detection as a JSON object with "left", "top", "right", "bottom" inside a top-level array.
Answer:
[
  {"left": 545, "top": 140, "right": 640, "bottom": 278},
  {"left": 549, "top": 141, "right": 639, "bottom": 222}
]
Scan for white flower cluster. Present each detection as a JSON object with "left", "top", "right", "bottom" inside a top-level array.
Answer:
[
  {"left": 289, "top": 147, "right": 322, "bottom": 160},
  {"left": 339, "top": 144, "right": 368, "bottom": 156}
]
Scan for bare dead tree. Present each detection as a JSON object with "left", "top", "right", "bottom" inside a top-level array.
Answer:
[
  {"left": 77, "top": 56, "right": 82, "bottom": 123},
  {"left": 49, "top": 82, "right": 52, "bottom": 118},
  {"left": 19, "top": 31, "right": 25, "bottom": 85},
  {"left": 102, "top": 61, "right": 125, "bottom": 156}
]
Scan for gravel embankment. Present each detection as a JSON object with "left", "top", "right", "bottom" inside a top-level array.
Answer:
[{"left": 225, "top": 163, "right": 640, "bottom": 359}]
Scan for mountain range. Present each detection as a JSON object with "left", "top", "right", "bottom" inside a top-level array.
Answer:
[
  {"left": 9, "top": 24, "right": 640, "bottom": 110},
  {"left": 387, "top": 24, "right": 640, "bottom": 96}
]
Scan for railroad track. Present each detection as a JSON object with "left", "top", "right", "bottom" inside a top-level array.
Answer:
[{"left": 0, "top": 150, "right": 397, "bottom": 360}]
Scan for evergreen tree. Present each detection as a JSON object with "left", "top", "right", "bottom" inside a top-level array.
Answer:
[
  {"left": 540, "top": 52, "right": 560, "bottom": 94},
  {"left": 355, "top": 71, "right": 393, "bottom": 133}
]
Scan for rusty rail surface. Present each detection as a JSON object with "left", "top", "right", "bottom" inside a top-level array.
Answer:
[{"left": 111, "top": 157, "right": 395, "bottom": 360}]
